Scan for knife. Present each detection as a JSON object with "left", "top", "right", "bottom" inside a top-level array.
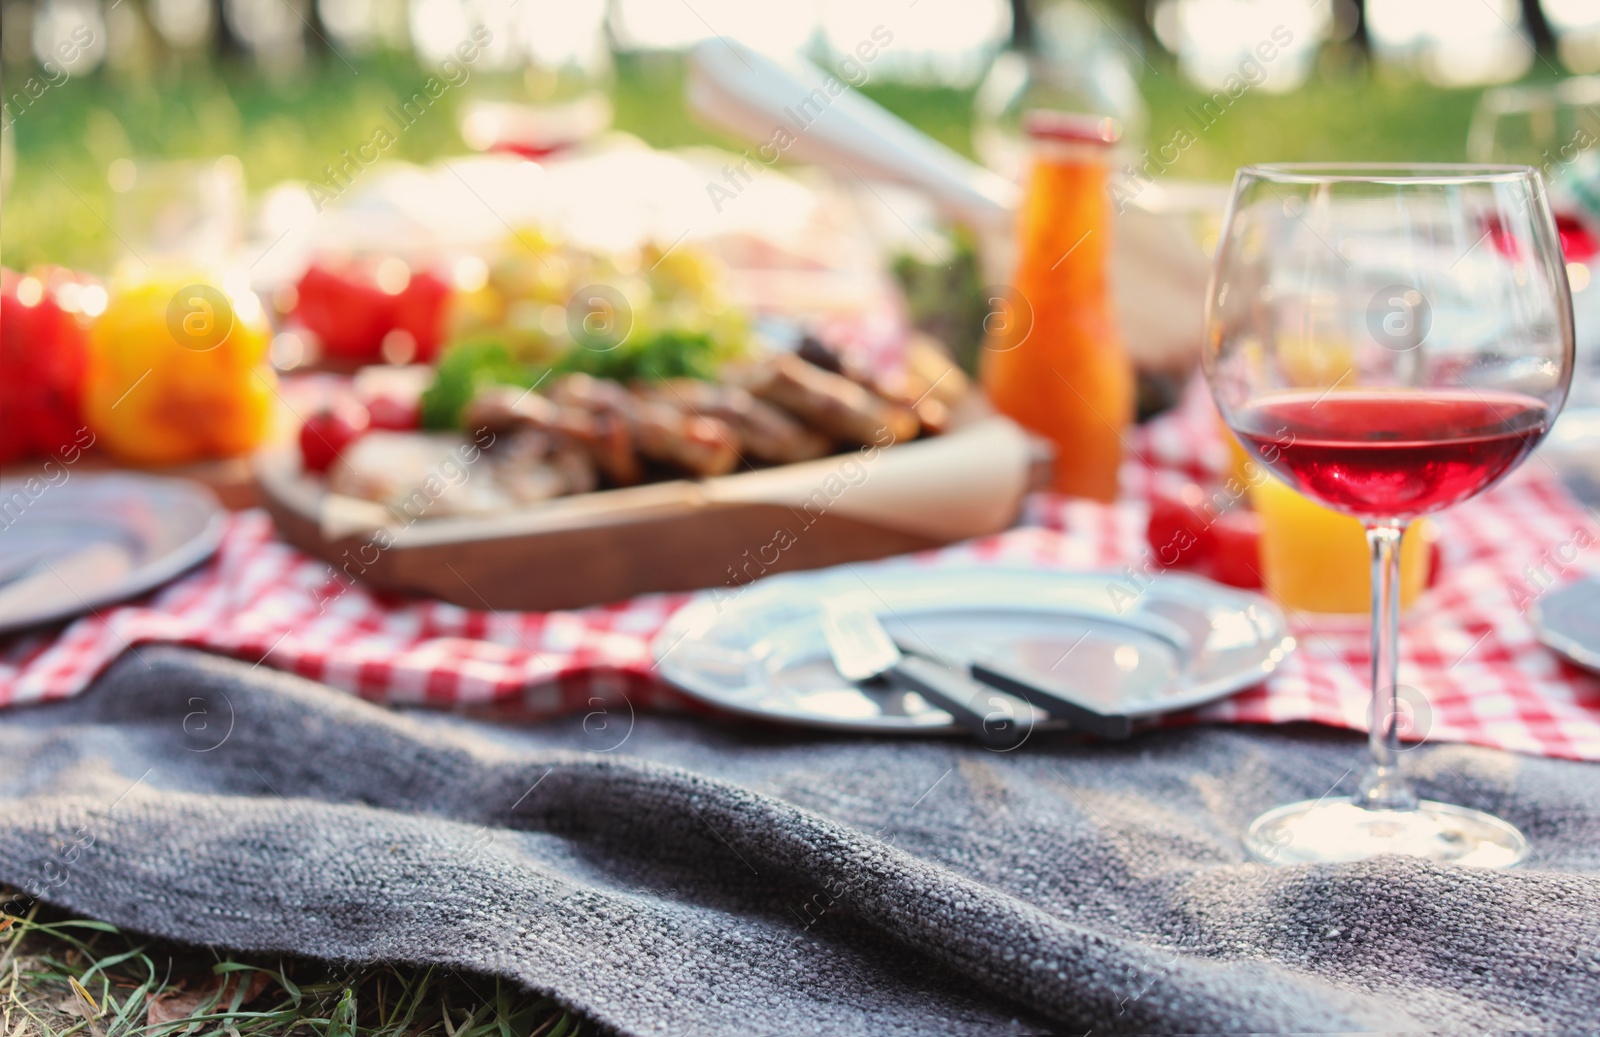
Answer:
[
  {"left": 968, "top": 658, "right": 1134, "bottom": 740},
  {"left": 820, "top": 604, "right": 1030, "bottom": 749}
]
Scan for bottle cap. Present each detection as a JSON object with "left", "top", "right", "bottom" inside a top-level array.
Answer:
[{"left": 1023, "top": 111, "right": 1121, "bottom": 146}]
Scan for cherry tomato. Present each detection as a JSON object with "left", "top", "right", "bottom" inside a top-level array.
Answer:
[
  {"left": 1208, "top": 508, "right": 1264, "bottom": 589},
  {"left": 1148, "top": 482, "right": 1263, "bottom": 588},
  {"left": 1147, "top": 488, "right": 1215, "bottom": 571},
  {"left": 365, "top": 394, "right": 419, "bottom": 431},
  {"left": 299, "top": 400, "right": 370, "bottom": 473}
]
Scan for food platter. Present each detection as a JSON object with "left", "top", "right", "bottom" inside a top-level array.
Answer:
[{"left": 256, "top": 406, "right": 1042, "bottom": 612}]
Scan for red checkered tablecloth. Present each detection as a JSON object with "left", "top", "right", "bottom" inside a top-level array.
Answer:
[{"left": 6, "top": 387, "right": 1600, "bottom": 760}]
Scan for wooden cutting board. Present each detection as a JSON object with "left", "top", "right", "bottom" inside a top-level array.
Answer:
[{"left": 255, "top": 404, "right": 1044, "bottom": 612}]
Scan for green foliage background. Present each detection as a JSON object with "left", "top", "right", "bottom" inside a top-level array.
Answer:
[{"left": 3, "top": 49, "right": 1515, "bottom": 273}]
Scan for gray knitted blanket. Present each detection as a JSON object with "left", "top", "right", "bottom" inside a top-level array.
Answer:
[{"left": 2, "top": 647, "right": 1598, "bottom": 1034}]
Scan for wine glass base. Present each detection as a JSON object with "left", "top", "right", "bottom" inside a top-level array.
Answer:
[{"left": 1244, "top": 797, "right": 1529, "bottom": 867}]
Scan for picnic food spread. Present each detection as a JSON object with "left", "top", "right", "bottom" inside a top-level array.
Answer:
[
  {"left": 318, "top": 343, "right": 960, "bottom": 519},
  {"left": 6, "top": 15, "right": 1600, "bottom": 1037}
]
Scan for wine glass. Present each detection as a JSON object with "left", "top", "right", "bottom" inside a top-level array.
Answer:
[
  {"left": 1467, "top": 77, "right": 1600, "bottom": 175},
  {"left": 1469, "top": 80, "right": 1600, "bottom": 412},
  {"left": 1204, "top": 164, "right": 1574, "bottom": 867}
]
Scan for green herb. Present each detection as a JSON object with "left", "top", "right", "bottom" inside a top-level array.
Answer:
[
  {"left": 420, "top": 325, "right": 740, "bottom": 430},
  {"left": 418, "top": 338, "right": 540, "bottom": 430},
  {"left": 557, "top": 327, "right": 723, "bottom": 383}
]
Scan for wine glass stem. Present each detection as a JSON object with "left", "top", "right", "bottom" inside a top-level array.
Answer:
[{"left": 1358, "top": 523, "right": 1419, "bottom": 811}]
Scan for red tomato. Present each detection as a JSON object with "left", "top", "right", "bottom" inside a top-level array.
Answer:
[
  {"left": 0, "top": 267, "right": 95, "bottom": 464},
  {"left": 365, "top": 394, "right": 419, "bottom": 431},
  {"left": 1208, "top": 508, "right": 1264, "bottom": 589},
  {"left": 1148, "top": 482, "right": 1263, "bottom": 588},
  {"left": 1147, "top": 486, "right": 1215, "bottom": 572},
  {"left": 299, "top": 400, "right": 370, "bottom": 473}
]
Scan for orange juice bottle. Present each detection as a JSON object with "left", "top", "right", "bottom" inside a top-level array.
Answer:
[{"left": 982, "top": 111, "right": 1133, "bottom": 502}]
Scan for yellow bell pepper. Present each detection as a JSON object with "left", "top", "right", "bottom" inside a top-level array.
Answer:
[{"left": 84, "top": 276, "right": 275, "bottom": 464}]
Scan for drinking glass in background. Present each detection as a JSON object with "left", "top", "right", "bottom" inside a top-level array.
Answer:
[
  {"left": 110, "top": 155, "right": 246, "bottom": 272},
  {"left": 456, "top": 0, "right": 614, "bottom": 159},
  {"left": 93, "top": 156, "right": 276, "bottom": 466},
  {"left": 1469, "top": 79, "right": 1600, "bottom": 413},
  {"left": 1206, "top": 164, "right": 1573, "bottom": 866},
  {"left": 971, "top": 0, "right": 1147, "bottom": 184}
]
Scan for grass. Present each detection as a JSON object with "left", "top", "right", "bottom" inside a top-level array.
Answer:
[
  {"left": 1, "top": 900, "right": 583, "bottom": 1037},
  {"left": 1, "top": 46, "right": 1537, "bottom": 273},
  {"left": 1132, "top": 56, "right": 1507, "bottom": 179}
]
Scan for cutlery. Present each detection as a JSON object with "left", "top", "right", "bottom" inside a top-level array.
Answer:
[
  {"left": 968, "top": 658, "right": 1134, "bottom": 740},
  {"left": 820, "top": 603, "right": 1029, "bottom": 749},
  {"left": 822, "top": 602, "right": 1137, "bottom": 742}
]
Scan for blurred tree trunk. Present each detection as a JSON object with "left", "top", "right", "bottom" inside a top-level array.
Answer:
[
  {"left": 1105, "top": 0, "right": 1157, "bottom": 45},
  {"left": 1350, "top": 0, "right": 1370, "bottom": 53},
  {"left": 1009, "top": 0, "right": 1033, "bottom": 51},
  {"left": 1521, "top": 0, "right": 1557, "bottom": 56},
  {"left": 213, "top": 0, "right": 248, "bottom": 59},
  {"left": 1010, "top": 0, "right": 1158, "bottom": 52},
  {"left": 305, "top": 0, "right": 334, "bottom": 59}
]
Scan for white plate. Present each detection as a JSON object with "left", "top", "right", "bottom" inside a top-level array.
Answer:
[
  {"left": 652, "top": 564, "right": 1295, "bottom": 734},
  {"left": 1531, "top": 578, "right": 1600, "bottom": 673},
  {"left": 0, "top": 474, "right": 225, "bottom": 636}
]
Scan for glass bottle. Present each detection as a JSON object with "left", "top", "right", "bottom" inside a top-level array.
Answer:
[{"left": 981, "top": 111, "right": 1133, "bottom": 502}]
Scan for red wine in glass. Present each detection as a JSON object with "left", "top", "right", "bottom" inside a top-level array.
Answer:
[{"left": 1232, "top": 389, "right": 1550, "bottom": 521}]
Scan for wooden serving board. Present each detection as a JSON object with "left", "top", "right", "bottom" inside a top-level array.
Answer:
[{"left": 255, "top": 404, "right": 1043, "bottom": 612}]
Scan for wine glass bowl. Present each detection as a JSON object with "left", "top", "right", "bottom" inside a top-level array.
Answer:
[{"left": 1205, "top": 164, "right": 1575, "bottom": 866}]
